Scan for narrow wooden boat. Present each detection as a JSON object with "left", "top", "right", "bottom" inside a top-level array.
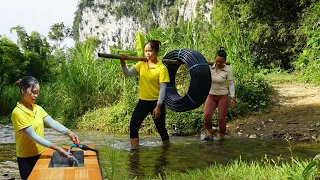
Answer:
[{"left": 28, "top": 145, "right": 103, "bottom": 180}]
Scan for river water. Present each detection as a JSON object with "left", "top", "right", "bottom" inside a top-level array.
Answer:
[{"left": 1, "top": 125, "right": 319, "bottom": 179}]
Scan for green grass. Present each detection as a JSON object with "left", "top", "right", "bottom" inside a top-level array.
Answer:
[
  {"left": 0, "top": 85, "right": 20, "bottom": 116},
  {"left": 264, "top": 72, "right": 300, "bottom": 85},
  {"left": 0, "top": 115, "right": 11, "bottom": 125},
  {"left": 156, "top": 159, "right": 310, "bottom": 180},
  {"left": 77, "top": 100, "right": 158, "bottom": 134},
  {"left": 99, "top": 140, "right": 125, "bottom": 180},
  {"left": 263, "top": 71, "right": 320, "bottom": 86}
]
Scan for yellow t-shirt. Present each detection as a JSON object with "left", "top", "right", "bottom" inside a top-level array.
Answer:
[
  {"left": 11, "top": 102, "right": 48, "bottom": 157},
  {"left": 209, "top": 64, "right": 234, "bottom": 95},
  {"left": 134, "top": 60, "right": 170, "bottom": 100}
]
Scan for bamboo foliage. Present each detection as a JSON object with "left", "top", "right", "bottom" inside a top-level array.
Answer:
[{"left": 135, "top": 32, "right": 145, "bottom": 57}]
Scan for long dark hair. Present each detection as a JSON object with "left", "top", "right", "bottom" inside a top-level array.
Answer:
[
  {"left": 216, "top": 47, "right": 227, "bottom": 61},
  {"left": 15, "top": 76, "right": 39, "bottom": 93},
  {"left": 146, "top": 40, "right": 161, "bottom": 54}
]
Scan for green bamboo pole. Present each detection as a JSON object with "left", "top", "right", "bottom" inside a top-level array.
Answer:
[
  {"left": 97, "top": 53, "right": 182, "bottom": 65},
  {"left": 97, "top": 53, "right": 229, "bottom": 66}
]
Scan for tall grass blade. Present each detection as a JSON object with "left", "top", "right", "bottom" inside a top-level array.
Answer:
[{"left": 301, "top": 160, "right": 317, "bottom": 179}]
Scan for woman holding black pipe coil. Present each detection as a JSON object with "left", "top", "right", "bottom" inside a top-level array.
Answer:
[
  {"left": 202, "top": 47, "right": 235, "bottom": 141},
  {"left": 119, "top": 40, "right": 170, "bottom": 149}
]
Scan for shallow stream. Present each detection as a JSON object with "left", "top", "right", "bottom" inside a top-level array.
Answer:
[{"left": 1, "top": 125, "right": 319, "bottom": 179}]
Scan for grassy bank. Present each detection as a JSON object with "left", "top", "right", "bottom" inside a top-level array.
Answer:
[
  {"left": 262, "top": 71, "right": 319, "bottom": 85},
  {"left": 158, "top": 159, "right": 310, "bottom": 180},
  {"left": 264, "top": 73, "right": 300, "bottom": 85}
]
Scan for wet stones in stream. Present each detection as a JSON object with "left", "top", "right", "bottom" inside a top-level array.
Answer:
[
  {"left": 0, "top": 125, "right": 14, "bottom": 144},
  {"left": 0, "top": 124, "right": 70, "bottom": 144},
  {"left": 0, "top": 161, "right": 19, "bottom": 180}
]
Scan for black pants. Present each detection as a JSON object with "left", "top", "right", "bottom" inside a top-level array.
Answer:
[
  {"left": 130, "top": 99, "right": 169, "bottom": 141},
  {"left": 17, "top": 154, "right": 41, "bottom": 180}
]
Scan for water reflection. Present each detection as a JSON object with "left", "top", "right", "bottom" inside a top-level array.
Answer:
[
  {"left": 129, "top": 149, "right": 143, "bottom": 178},
  {"left": 153, "top": 145, "right": 169, "bottom": 177},
  {"left": 101, "top": 135, "right": 320, "bottom": 179},
  {"left": 129, "top": 145, "right": 170, "bottom": 179}
]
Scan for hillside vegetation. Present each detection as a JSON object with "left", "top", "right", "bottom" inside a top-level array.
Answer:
[{"left": 0, "top": 0, "right": 319, "bottom": 135}]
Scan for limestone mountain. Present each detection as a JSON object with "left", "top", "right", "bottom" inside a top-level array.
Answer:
[{"left": 73, "top": 0, "right": 213, "bottom": 52}]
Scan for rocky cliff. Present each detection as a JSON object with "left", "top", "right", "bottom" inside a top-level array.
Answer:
[{"left": 74, "top": 0, "right": 213, "bottom": 52}]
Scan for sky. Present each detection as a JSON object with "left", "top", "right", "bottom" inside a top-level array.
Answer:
[{"left": 0, "top": 0, "right": 79, "bottom": 47}]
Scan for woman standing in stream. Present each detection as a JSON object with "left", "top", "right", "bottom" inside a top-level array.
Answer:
[
  {"left": 120, "top": 40, "right": 170, "bottom": 149},
  {"left": 202, "top": 47, "right": 235, "bottom": 141}
]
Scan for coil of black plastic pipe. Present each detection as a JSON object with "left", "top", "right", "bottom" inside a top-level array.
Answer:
[{"left": 163, "top": 49, "right": 211, "bottom": 112}]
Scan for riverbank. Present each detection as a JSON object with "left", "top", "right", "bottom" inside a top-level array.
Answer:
[
  {"left": 2, "top": 82, "right": 320, "bottom": 143},
  {"left": 227, "top": 82, "right": 320, "bottom": 142}
]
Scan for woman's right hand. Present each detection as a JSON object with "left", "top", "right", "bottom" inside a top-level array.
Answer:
[
  {"left": 120, "top": 54, "right": 128, "bottom": 67},
  {"left": 230, "top": 97, "right": 235, "bottom": 108},
  {"left": 57, "top": 147, "right": 73, "bottom": 158}
]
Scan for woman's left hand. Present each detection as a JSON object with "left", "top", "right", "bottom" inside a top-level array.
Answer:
[
  {"left": 152, "top": 105, "right": 161, "bottom": 120},
  {"left": 230, "top": 98, "right": 235, "bottom": 108},
  {"left": 67, "top": 131, "right": 80, "bottom": 144}
]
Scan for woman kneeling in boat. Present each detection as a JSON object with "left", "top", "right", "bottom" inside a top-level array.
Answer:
[{"left": 11, "top": 76, "right": 80, "bottom": 180}]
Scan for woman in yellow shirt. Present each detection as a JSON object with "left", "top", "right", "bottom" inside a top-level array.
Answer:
[
  {"left": 202, "top": 47, "right": 235, "bottom": 141},
  {"left": 120, "top": 40, "right": 170, "bottom": 149},
  {"left": 11, "top": 76, "right": 80, "bottom": 179}
]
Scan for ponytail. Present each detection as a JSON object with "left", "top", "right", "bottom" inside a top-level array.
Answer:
[
  {"left": 216, "top": 46, "right": 227, "bottom": 61},
  {"left": 15, "top": 76, "right": 39, "bottom": 92}
]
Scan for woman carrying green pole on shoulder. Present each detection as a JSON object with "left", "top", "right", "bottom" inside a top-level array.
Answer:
[{"left": 120, "top": 40, "right": 170, "bottom": 149}]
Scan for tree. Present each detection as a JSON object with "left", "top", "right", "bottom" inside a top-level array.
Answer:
[
  {"left": 48, "top": 22, "right": 72, "bottom": 48},
  {"left": 211, "top": 0, "right": 313, "bottom": 69},
  {"left": 0, "top": 37, "right": 27, "bottom": 84},
  {"left": 10, "top": 26, "right": 29, "bottom": 52},
  {"left": 10, "top": 26, "right": 55, "bottom": 81}
]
